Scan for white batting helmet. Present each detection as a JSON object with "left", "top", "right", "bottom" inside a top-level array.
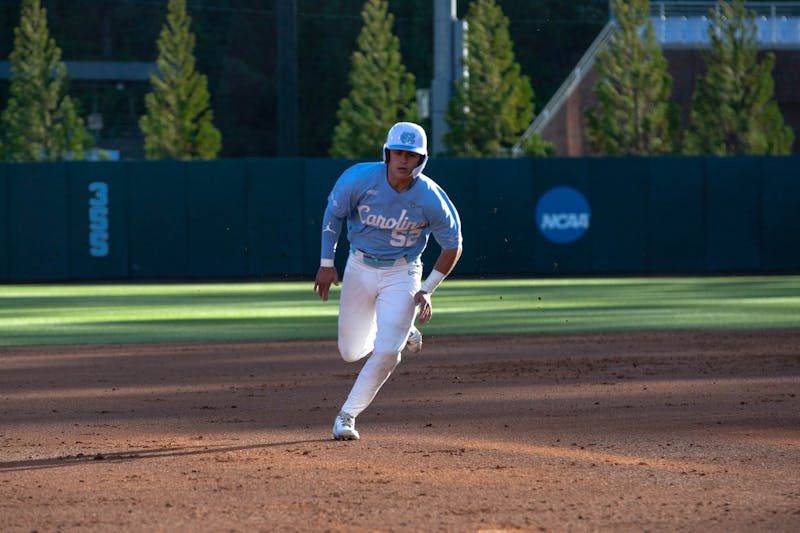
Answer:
[{"left": 383, "top": 122, "right": 428, "bottom": 178}]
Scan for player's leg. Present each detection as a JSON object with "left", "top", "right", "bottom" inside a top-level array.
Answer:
[
  {"left": 333, "top": 257, "right": 381, "bottom": 440},
  {"left": 340, "top": 263, "right": 419, "bottom": 417},
  {"left": 337, "top": 256, "right": 378, "bottom": 362},
  {"left": 373, "top": 264, "right": 420, "bottom": 355}
]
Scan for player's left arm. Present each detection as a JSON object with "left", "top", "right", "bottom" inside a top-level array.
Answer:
[
  {"left": 431, "top": 246, "right": 462, "bottom": 277},
  {"left": 414, "top": 183, "right": 463, "bottom": 323},
  {"left": 414, "top": 245, "right": 461, "bottom": 323}
]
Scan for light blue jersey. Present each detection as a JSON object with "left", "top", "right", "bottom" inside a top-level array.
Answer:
[{"left": 321, "top": 162, "right": 462, "bottom": 262}]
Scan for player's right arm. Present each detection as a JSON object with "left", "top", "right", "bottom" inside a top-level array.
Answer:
[
  {"left": 314, "top": 265, "right": 338, "bottom": 302},
  {"left": 314, "top": 182, "right": 349, "bottom": 301}
]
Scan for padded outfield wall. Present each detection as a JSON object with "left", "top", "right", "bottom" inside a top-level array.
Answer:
[{"left": 0, "top": 156, "right": 798, "bottom": 282}]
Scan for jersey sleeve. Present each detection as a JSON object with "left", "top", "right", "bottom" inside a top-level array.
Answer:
[
  {"left": 427, "top": 184, "right": 462, "bottom": 251},
  {"left": 319, "top": 170, "right": 356, "bottom": 263},
  {"left": 320, "top": 200, "right": 344, "bottom": 264}
]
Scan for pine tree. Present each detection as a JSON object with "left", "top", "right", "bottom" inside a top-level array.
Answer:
[
  {"left": 329, "top": 0, "right": 419, "bottom": 159},
  {"left": 444, "top": 0, "right": 537, "bottom": 157},
  {"left": 683, "top": 0, "right": 793, "bottom": 155},
  {"left": 585, "top": 0, "right": 678, "bottom": 156},
  {"left": 140, "top": 0, "right": 221, "bottom": 160},
  {"left": 0, "top": 0, "right": 93, "bottom": 162},
  {"left": 519, "top": 133, "right": 555, "bottom": 157}
]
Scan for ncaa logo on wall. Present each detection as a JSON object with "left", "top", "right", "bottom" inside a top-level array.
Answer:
[{"left": 535, "top": 186, "right": 591, "bottom": 244}]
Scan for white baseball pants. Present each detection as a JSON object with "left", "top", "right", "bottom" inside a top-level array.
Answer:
[{"left": 338, "top": 252, "right": 422, "bottom": 417}]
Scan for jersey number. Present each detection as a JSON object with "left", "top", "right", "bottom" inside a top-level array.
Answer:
[{"left": 390, "top": 228, "right": 422, "bottom": 247}]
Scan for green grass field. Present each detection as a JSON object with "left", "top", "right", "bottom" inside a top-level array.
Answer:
[{"left": 1, "top": 276, "right": 798, "bottom": 347}]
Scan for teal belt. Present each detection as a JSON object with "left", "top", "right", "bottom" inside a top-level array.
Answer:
[{"left": 351, "top": 248, "right": 419, "bottom": 268}]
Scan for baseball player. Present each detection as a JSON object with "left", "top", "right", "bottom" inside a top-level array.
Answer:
[{"left": 314, "top": 121, "right": 463, "bottom": 441}]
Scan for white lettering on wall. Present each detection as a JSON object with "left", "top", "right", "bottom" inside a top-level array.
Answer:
[{"left": 540, "top": 213, "right": 590, "bottom": 231}]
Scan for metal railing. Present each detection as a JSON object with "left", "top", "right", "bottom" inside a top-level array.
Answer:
[
  {"left": 648, "top": 1, "right": 800, "bottom": 18},
  {"left": 649, "top": 2, "right": 800, "bottom": 46},
  {"left": 511, "top": 21, "right": 615, "bottom": 156}
]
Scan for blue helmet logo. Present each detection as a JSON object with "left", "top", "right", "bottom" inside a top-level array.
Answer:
[
  {"left": 400, "top": 132, "right": 416, "bottom": 145},
  {"left": 535, "top": 186, "right": 591, "bottom": 244}
]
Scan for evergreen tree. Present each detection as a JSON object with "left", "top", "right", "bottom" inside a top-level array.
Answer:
[
  {"left": 140, "top": 0, "right": 221, "bottom": 160},
  {"left": 683, "top": 0, "right": 793, "bottom": 155},
  {"left": 585, "top": 0, "right": 678, "bottom": 156},
  {"left": 330, "top": 0, "right": 419, "bottom": 159},
  {"left": 519, "top": 132, "right": 556, "bottom": 157},
  {"left": 0, "top": 0, "right": 92, "bottom": 162},
  {"left": 444, "top": 0, "right": 537, "bottom": 157}
]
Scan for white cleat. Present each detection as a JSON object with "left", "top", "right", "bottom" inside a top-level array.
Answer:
[
  {"left": 405, "top": 326, "right": 423, "bottom": 354},
  {"left": 332, "top": 411, "right": 360, "bottom": 441}
]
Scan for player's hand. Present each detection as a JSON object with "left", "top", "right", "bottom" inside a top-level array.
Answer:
[
  {"left": 314, "top": 267, "right": 339, "bottom": 302},
  {"left": 414, "top": 290, "right": 432, "bottom": 323}
]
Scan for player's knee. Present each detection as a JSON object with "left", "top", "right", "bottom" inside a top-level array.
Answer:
[
  {"left": 340, "top": 351, "right": 361, "bottom": 363},
  {"left": 338, "top": 342, "right": 367, "bottom": 363}
]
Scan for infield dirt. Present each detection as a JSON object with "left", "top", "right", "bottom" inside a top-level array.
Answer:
[{"left": 1, "top": 330, "right": 798, "bottom": 532}]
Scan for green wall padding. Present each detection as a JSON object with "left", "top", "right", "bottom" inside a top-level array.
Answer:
[
  {"left": 8, "top": 163, "right": 69, "bottom": 281},
  {"left": 1, "top": 156, "right": 798, "bottom": 282},
  {"left": 127, "top": 160, "right": 188, "bottom": 278}
]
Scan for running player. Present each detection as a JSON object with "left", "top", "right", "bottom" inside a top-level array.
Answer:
[{"left": 314, "top": 122, "right": 463, "bottom": 440}]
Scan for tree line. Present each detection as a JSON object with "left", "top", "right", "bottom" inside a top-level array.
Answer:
[
  {"left": 587, "top": 0, "right": 793, "bottom": 156},
  {"left": 0, "top": 0, "right": 792, "bottom": 161},
  {"left": 0, "top": 0, "right": 219, "bottom": 161},
  {"left": 0, "top": 0, "right": 607, "bottom": 159}
]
